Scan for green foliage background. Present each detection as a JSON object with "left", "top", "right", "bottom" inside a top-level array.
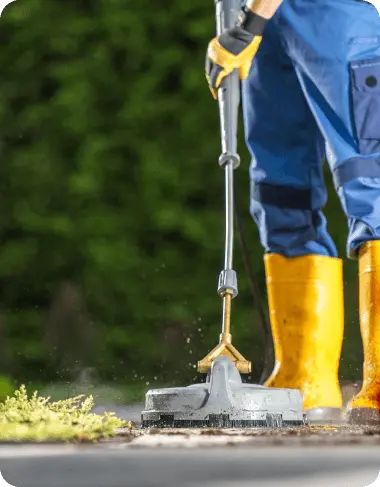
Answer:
[{"left": 0, "top": 0, "right": 362, "bottom": 391}]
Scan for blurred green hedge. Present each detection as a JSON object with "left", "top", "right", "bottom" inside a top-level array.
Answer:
[{"left": 0, "top": 0, "right": 361, "bottom": 387}]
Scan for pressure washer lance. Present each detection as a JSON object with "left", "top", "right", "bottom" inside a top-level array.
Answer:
[
  {"left": 197, "top": 0, "right": 251, "bottom": 376},
  {"left": 140, "top": 0, "right": 306, "bottom": 429}
]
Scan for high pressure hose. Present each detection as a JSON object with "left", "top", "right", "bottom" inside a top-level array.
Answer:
[{"left": 234, "top": 188, "right": 274, "bottom": 385}]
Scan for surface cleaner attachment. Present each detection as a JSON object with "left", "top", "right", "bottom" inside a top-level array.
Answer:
[{"left": 142, "top": 356, "right": 306, "bottom": 428}]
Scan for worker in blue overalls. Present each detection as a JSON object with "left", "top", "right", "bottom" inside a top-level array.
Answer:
[{"left": 206, "top": 0, "right": 380, "bottom": 423}]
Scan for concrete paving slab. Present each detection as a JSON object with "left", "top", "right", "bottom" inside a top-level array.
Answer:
[{"left": 1, "top": 442, "right": 380, "bottom": 487}]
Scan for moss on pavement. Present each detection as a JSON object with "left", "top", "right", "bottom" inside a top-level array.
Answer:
[{"left": 0, "top": 386, "right": 130, "bottom": 442}]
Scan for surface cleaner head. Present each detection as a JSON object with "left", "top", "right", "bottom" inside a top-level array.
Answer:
[{"left": 141, "top": 356, "right": 306, "bottom": 428}]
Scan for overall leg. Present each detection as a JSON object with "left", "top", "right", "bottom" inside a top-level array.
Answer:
[
  {"left": 278, "top": 0, "right": 380, "bottom": 421},
  {"left": 242, "top": 18, "right": 344, "bottom": 416},
  {"left": 243, "top": 20, "right": 336, "bottom": 258}
]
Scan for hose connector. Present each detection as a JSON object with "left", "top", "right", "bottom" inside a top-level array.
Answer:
[
  {"left": 218, "top": 269, "right": 238, "bottom": 298},
  {"left": 218, "top": 152, "right": 240, "bottom": 169}
]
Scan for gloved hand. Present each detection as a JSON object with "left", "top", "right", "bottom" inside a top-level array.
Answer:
[{"left": 205, "top": 9, "right": 267, "bottom": 99}]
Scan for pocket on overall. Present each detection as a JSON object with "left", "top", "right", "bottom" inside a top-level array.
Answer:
[{"left": 350, "top": 57, "right": 380, "bottom": 155}]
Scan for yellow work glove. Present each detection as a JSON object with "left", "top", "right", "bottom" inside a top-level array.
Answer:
[{"left": 205, "top": 9, "right": 267, "bottom": 99}]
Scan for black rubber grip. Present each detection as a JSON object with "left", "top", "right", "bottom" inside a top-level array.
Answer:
[{"left": 237, "top": 7, "right": 267, "bottom": 35}]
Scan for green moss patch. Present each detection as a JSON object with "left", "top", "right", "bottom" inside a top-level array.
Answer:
[{"left": 0, "top": 386, "right": 130, "bottom": 442}]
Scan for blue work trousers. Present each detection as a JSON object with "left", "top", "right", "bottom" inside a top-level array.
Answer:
[{"left": 242, "top": 0, "right": 380, "bottom": 258}]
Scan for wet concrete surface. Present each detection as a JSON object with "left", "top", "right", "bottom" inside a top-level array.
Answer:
[
  {"left": 2, "top": 424, "right": 380, "bottom": 487},
  {"left": 1, "top": 442, "right": 380, "bottom": 487}
]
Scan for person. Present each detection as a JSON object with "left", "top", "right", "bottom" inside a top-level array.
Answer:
[{"left": 205, "top": 0, "right": 380, "bottom": 423}]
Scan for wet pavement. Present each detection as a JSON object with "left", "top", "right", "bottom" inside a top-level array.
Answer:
[
  {"left": 1, "top": 441, "right": 380, "bottom": 487},
  {"left": 2, "top": 424, "right": 380, "bottom": 487}
]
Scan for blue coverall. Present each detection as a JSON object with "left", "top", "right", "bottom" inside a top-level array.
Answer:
[{"left": 242, "top": 0, "right": 380, "bottom": 258}]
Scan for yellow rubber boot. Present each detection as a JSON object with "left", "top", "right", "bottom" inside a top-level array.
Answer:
[
  {"left": 347, "top": 242, "right": 380, "bottom": 424},
  {"left": 264, "top": 254, "right": 344, "bottom": 421}
]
